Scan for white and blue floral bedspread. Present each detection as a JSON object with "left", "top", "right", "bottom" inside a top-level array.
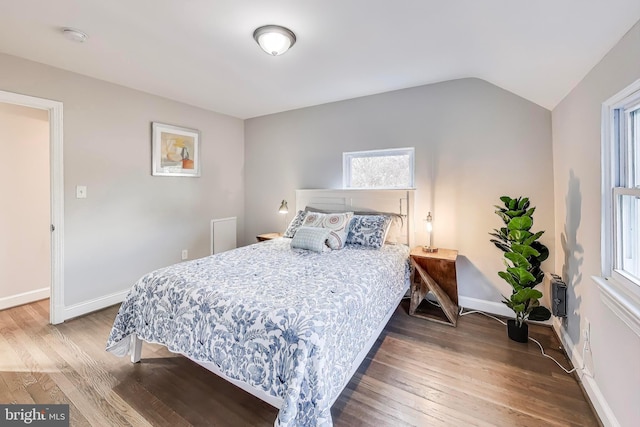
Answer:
[{"left": 106, "top": 239, "right": 410, "bottom": 426}]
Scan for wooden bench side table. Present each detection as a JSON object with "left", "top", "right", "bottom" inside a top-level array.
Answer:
[{"left": 409, "top": 247, "right": 459, "bottom": 326}]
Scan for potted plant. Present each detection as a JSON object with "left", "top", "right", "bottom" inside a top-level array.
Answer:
[{"left": 490, "top": 196, "right": 551, "bottom": 342}]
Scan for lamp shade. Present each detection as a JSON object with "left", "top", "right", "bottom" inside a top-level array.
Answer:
[
  {"left": 278, "top": 200, "right": 289, "bottom": 214},
  {"left": 253, "top": 25, "right": 296, "bottom": 56}
]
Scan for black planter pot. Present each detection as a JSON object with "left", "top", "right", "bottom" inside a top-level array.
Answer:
[{"left": 507, "top": 319, "right": 528, "bottom": 343}]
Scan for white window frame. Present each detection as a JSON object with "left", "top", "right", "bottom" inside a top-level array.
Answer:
[
  {"left": 342, "top": 147, "right": 415, "bottom": 189},
  {"left": 599, "top": 79, "right": 640, "bottom": 337}
]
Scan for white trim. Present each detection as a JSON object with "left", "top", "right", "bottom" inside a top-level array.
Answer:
[
  {"left": 63, "top": 289, "right": 129, "bottom": 320},
  {"left": 593, "top": 275, "right": 640, "bottom": 337},
  {"left": 458, "top": 296, "right": 554, "bottom": 325},
  {"left": 0, "top": 288, "right": 50, "bottom": 311},
  {"left": 601, "top": 79, "right": 640, "bottom": 278},
  {"left": 553, "top": 318, "right": 620, "bottom": 427},
  {"left": 459, "top": 296, "right": 514, "bottom": 318},
  {"left": 0, "top": 90, "right": 64, "bottom": 325}
]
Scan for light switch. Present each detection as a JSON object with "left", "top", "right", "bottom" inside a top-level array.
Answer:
[{"left": 76, "top": 185, "right": 87, "bottom": 199}]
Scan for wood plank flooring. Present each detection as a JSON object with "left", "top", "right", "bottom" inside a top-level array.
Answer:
[{"left": 0, "top": 299, "right": 599, "bottom": 426}]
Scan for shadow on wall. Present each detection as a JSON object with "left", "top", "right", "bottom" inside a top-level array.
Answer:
[
  {"left": 560, "top": 170, "right": 584, "bottom": 341},
  {"left": 456, "top": 255, "right": 505, "bottom": 302}
]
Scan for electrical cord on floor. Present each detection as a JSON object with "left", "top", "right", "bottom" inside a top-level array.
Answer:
[{"left": 456, "top": 306, "right": 588, "bottom": 375}]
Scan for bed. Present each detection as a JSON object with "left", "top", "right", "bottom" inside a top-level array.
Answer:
[{"left": 106, "top": 189, "right": 415, "bottom": 427}]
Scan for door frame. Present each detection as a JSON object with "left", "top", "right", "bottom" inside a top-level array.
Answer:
[{"left": 0, "top": 90, "right": 64, "bottom": 324}]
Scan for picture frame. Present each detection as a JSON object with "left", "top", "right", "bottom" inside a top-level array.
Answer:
[{"left": 151, "top": 122, "right": 201, "bottom": 177}]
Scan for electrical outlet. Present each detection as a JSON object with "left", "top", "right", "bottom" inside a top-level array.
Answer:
[
  {"left": 181, "top": 249, "right": 188, "bottom": 260},
  {"left": 583, "top": 318, "right": 590, "bottom": 342}
]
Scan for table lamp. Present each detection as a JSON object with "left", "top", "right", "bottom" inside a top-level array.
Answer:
[{"left": 423, "top": 211, "right": 438, "bottom": 253}]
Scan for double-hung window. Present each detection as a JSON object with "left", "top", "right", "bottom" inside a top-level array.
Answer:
[
  {"left": 601, "top": 81, "right": 640, "bottom": 334},
  {"left": 343, "top": 148, "right": 415, "bottom": 189}
]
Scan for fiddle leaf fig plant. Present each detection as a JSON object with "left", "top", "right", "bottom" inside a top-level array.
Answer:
[{"left": 491, "top": 196, "right": 552, "bottom": 327}]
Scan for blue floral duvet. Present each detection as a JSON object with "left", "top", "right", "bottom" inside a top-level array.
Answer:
[{"left": 106, "top": 239, "right": 410, "bottom": 426}]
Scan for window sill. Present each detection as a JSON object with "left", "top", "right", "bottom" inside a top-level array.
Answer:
[{"left": 593, "top": 275, "right": 640, "bottom": 338}]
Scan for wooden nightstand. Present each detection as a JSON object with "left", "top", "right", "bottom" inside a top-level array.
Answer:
[
  {"left": 409, "top": 247, "right": 459, "bottom": 327},
  {"left": 256, "top": 232, "right": 283, "bottom": 242}
]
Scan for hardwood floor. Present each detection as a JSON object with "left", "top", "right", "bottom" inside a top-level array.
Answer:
[{"left": 0, "top": 299, "right": 599, "bottom": 426}]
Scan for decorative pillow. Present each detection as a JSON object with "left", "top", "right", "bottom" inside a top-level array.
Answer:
[
  {"left": 302, "top": 211, "right": 354, "bottom": 250},
  {"left": 384, "top": 215, "right": 404, "bottom": 243},
  {"left": 346, "top": 215, "right": 392, "bottom": 249},
  {"left": 283, "top": 210, "right": 307, "bottom": 238},
  {"left": 290, "top": 226, "right": 331, "bottom": 253}
]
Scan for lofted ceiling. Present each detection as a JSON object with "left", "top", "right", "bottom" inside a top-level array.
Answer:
[{"left": 1, "top": 1, "right": 639, "bottom": 119}]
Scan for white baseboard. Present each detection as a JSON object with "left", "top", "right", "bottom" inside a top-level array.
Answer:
[
  {"left": 63, "top": 289, "right": 129, "bottom": 320},
  {"left": 553, "top": 319, "right": 619, "bottom": 427},
  {"left": 458, "top": 296, "right": 553, "bottom": 325},
  {"left": 0, "top": 287, "right": 50, "bottom": 310},
  {"left": 459, "top": 296, "right": 514, "bottom": 318}
]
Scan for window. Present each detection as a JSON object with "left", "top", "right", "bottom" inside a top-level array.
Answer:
[
  {"left": 600, "top": 82, "right": 640, "bottom": 336},
  {"left": 605, "top": 86, "right": 640, "bottom": 289},
  {"left": 343, "top": 148, "right": 415, "bottom": 189}
]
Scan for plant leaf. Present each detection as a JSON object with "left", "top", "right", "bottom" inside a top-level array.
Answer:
[
  {"left": 491, "top": 240, "right": 511, "bottom": 252},
  {"left": 505, "top": 209, "right": 525, "bottom": 218},
  {"left": 496, "top": 211, "right": 511, "bottom": 224},
  {"left": 511, "top": 243, "right": 540, "bottom": 258},
  {"left": 525, "top": 207, "right": 536, "bottom": 217},
  {"left": 523, "top": 231, "right": 544, "bottom": 246},
  {"left": 511, "top": 287, "right": 542, "bottom": 304},
  {"left": 508, "top": 216, "right": 533, "bottom": 231},
  {"left": 511, "top": 303, "right": 525, "bottom": 313},
  {"left": 500, "top": 196, "right": 512, "bottom": 205},
  {"left": 498, "top": 271, "right": 518, "bottom": 288},
  {"left": 517, "top": 197, "right": 529, "bottom": 210},
  {"left": 508, "top": 198, "right": 517, "bottom": 210},
  {"left": 506, "top": 267, "right": 536, "bottom": 286},
  {"left": 508, "top": 229, "right": 533, "bottom": 243},
  {"left": 529, "top": 306, "right": 552, "bottom": 321},
  {"left": 531, "top": 241, "right": 549, "bottom": 262},
  {"left": 505, "top": 252, "right": 531, "bottom": 269}
]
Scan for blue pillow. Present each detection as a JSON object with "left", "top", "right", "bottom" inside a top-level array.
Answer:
[
  {"left": 346, "top": 215, "right": 391, "bottom": 249},
  {"left": 291, "top": 226, "right": 331, "bottom": 253},
  {"left": 283, "top": 210, "right": 307, "bottom": 238}
]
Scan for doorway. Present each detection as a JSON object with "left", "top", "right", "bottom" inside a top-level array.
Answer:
[{"left": 0, "top": 90, "right": 64, "bottom": 324}]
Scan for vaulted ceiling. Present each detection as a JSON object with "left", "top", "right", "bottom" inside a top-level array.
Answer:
[{"left": 1, "top": 1, "right": 639, "bottom": 118}]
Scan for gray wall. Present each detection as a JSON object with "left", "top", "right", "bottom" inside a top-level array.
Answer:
[
  {"left": 552, "top": 20, "right": 640, "bottom": 427},
  {"left": 245, "top": 78, "right": 555, "bottom": 306},
  {"left": 0, "top": 53, "right": 245, "bottom": 308}
]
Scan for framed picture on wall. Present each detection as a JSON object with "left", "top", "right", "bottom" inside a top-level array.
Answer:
[{"left": 151, "top": 122, "right": 201, "bottom": 177}]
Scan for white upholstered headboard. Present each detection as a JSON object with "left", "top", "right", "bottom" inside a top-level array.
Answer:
[{"left": 295, "top": 189, "right": 415, "bottom": 247}]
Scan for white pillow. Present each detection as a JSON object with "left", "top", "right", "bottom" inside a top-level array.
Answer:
[
  {"left": 290, "top": 226, "right": 331, "bottom": 253},
  {"left": 302, "top": 211, "right": 354, "bottom": 250}
]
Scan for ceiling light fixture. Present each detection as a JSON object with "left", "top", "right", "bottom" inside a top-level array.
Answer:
[
  {"left": 62, "top": 28, "right": 88, "bottom": 43},
  {"left": 253, "top": 25, "right": 296, "bottom": 56}
]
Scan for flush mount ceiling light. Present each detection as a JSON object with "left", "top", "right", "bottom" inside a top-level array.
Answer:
[
  {"left": 253, "top": 25, "right": 296, "bottom": 56},
  {"left": 62, "top": 28, "right": 88, "bottom": 43}
]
